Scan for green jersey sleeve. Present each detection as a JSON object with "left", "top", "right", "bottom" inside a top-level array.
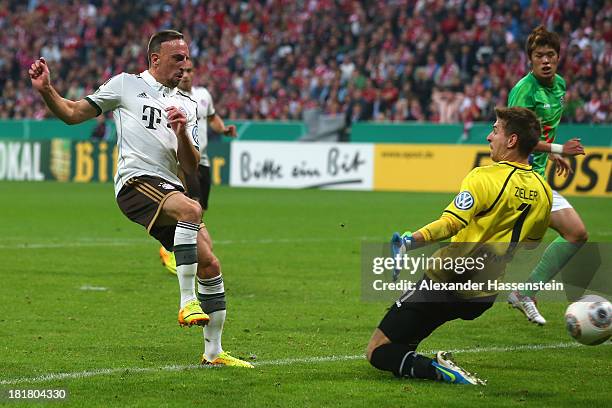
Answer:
[{"left": 508, "top": 79, "right": 535, "bottom": 110}]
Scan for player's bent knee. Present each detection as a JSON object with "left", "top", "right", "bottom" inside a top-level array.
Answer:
[
  {"left": 366, "top": 329, "right": 390, "bottom": 362},
  {"left": 179, "top": 199, "right": 202, "bottom": 223},
  {"left": 563, "top": 227, "right": 588, "bottom": 244},
  {"left": 367, "top": 342, "right": 388, "bottom": 364}
]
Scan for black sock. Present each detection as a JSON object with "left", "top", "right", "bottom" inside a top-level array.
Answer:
[{"left": 370, "top": 343, "right": 438, "bottom": 379}]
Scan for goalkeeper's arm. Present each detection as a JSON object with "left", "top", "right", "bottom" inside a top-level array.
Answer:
[
  {"left": 392, "top": 213, "right": 465, "bottom": 281},
  {"left": 396, "top": 213, "right": 464, "bottom": 252},
  {"left": 412, "top": 213, "right": 465, "bottom": 243}
]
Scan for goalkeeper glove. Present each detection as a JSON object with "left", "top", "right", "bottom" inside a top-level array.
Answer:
[{"left": 390, "top": 231, "right": 414, "bottom": 281}]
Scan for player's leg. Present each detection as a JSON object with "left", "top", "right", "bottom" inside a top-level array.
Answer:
[
  {"left": 195, "top": 227, "right": 224, "bottom": 361},
  {"left": 367, "top": 304, "right": 442, "bottom": 380},
  {"left": 368, "top": 303, "right": 485, "bottom": 384},
  {"left": 116, "top": 176, "right": 208, "bottom": 327},
  {"left": 528, "top": 206, "right": 588, "bottom": 290},
  {"left": 157, "top": 190, "right": 209, "bottom": 327},
  {"left": 196, "top": 226, "right": 252, "bottom": 367},
  {"left": 159, "top": 168, "right": 202, "bottom": 275},
  {"left": 509, "top": 191, "right": 588, "bottom": 324},
  {"left": 198, "top": 164, "right": 211, "bottom": 212},
  {"left": 195, "top": 159, "right": 249, "bottom": 366},
  {"left": 367, "top": 284, "right": 488, "bottom": 384}
]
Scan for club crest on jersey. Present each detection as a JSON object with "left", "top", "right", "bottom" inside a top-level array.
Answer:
[
  {"left": 192, "top": 126, "right": 199, "bottom": 145},
  {"left": 454, "top": 191, "right": 474, "bottom": 210},
  {"left": 158, "top": 182, "right": 175, "bottom": 190}
]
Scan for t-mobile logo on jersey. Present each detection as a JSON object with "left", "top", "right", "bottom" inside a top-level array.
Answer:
[
  {"left": 142, "top": 105, "right": 174, "bottom": 130},
  {"left": 142, "top": 105, "right": 162, "bottom": 129}
]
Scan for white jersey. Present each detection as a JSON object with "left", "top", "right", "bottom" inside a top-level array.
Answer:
[
  {"left": 85, "top": 70, "right": 199, "bottom": 196},
  {"left": 181, "top": 86, "right": 215, "bottom": 167}
]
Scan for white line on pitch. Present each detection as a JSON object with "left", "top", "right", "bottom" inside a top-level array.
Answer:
[
  {"left": 79, "top": 285, "right": 108, "bottom": 291},
  {"left": 0, "top": 236, "right": 381, "bottom": 250},
  {"left": 2, "top": 233, "right": 610, "bottom": 250},
  {"left": 1, "top": 341, "right": 608, "bottom": 385}
]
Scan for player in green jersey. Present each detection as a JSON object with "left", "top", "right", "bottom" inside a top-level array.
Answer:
[{"left": 507, "top": 26, "right": 588, "bottom": 325}]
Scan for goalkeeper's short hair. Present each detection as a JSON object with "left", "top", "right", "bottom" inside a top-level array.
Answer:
[{"left": 494, "top": 107, "right": 541, "bottom": 157}]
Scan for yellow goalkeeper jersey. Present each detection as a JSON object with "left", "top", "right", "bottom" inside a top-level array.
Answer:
[
  {"left": 445, "top": 161, "right": 552, "bottom": 243},
  {"left": 424, "top": 161, "right": 552, "bottom": 293}
]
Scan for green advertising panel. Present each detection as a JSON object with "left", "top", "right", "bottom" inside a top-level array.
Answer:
[
  {"left": 350, "top": 123, "right": 612, "bottom": 146},
  {"left": 2, "top": 120, "right": 609, "bottom": 146},
  {"left": 207, "top": 141, "right": 231, "bottom": 185}
]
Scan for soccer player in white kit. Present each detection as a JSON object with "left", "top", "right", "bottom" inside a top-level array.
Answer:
[
  {"left": 29, "top": 30, "right": 252, "bottom": 367},
  {"left": 159, "top": 58, "right": 236, "bottom": 273},
  {"left": 179, "top": 58, "right": 237, "bottom": 211}
]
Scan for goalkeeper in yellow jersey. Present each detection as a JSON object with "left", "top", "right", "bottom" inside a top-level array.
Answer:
[{"left": 367, "top": 107, "right": 552, "bottom": 385}]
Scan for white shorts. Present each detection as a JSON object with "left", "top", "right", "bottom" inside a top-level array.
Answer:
[{"left": 552, "top": 190, "right": 573, "bottom": 213}]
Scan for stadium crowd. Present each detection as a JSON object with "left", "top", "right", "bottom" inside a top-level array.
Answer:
[{"left": 1, "top": 0, "right": 610, "bottom": 125}]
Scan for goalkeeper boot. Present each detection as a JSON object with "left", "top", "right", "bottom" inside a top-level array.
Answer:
[
  {"left": 201, "top": 351, "right": 254, "bottom": 368},
  {"left": 178, "top": 299, "right": 209, "bottom": 327},
  {"left": 159, "top": 246, "right": 177, "bottom": 275},
  {"left": 432, "top": 351, "right": 486, "bottom": 385},
  {"left": 508, "top": 291, "right": 546, "bottom": 325}
]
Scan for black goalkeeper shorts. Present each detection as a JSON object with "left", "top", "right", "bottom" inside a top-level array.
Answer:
[{"left": 378, "top": 277, "right": 496, "bottom": 349}]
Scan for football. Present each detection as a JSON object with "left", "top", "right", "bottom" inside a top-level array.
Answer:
[{"left": 565, "top": 295, "right": 612, "bottom": 346}]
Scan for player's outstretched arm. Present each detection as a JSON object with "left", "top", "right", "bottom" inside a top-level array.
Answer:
[
  {"left": 391, "top": 169, "right": 483, "bottom": 279},
  {"left": 412, "top": 215, "right": 464, "bottom": 243},
  {"left": 29, "top": 58, "right": 98, "bottom": 125},
  {"left": 391, "top": 216, "right": 464, "bottom": 257},
  {"left": 533, "top": 138, "right": 584, "bottom": 156},
  {"left": 390, "top": 217, "right": 464, "bottom": 281},
  {"left": 208, "top": 114, "right": 237, "bottom": 137}
]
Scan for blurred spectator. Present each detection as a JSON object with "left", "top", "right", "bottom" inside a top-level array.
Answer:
[
  {"left": 435, "top": 51, "right": 461, "bottom": 90},
  {"left": 584, "top": 91, "right": 606, "bottom": 123},
  {"left": 432, "top": 88, "right": 462, "bottom": 124},
  {"left": 2, "top": 0, "right": 610, "bottom": 125},
  {"left": 90, "top": 114, "right": 112, "bottom": 142}
]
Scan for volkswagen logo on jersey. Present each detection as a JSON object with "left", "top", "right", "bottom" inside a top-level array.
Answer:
[{"left": 454, "top": 191, "right": 474, "bottom": 210}]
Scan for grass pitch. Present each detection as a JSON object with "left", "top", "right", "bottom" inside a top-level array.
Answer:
[{"left": 0, "top": 182, "right": 610, "bottom": 407}]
